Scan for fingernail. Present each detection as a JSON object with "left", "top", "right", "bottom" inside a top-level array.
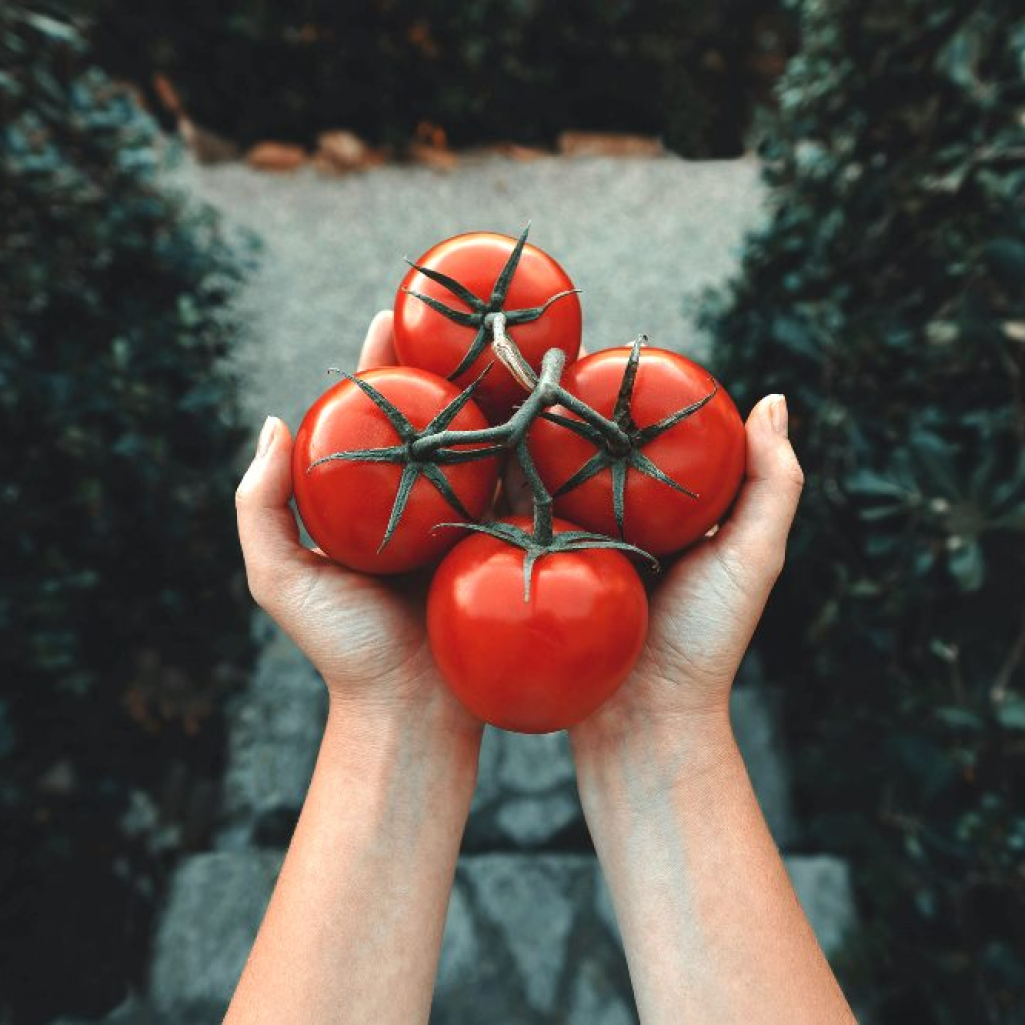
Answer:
[
  {"left": 769, "top": 395, "right": 788, "bottom": 437},
  {"left": 256, "top": 416, "right": 276, "bottom": 457}
]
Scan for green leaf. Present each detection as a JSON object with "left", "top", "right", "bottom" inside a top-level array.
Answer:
[
  {"left": 985, "top": 239, "right": 1025, "bottom": 284},
  {"left": 934, "top": 707, "right": 983, "bottom": 731},
  {"left": 995, "top": 698, "right": 1025, "bottom": 731},
  {"left": 947, "top": 539, "right": 984, "bottom": 591},
  {"left": 25, "top": 11, "right": 80, "bottom": 44},
  {"left": 845, "top": 469, "right": 911, "bottom": 499},
  {"left": 771, "top": 315, "right": 821, "bottom": 357}
]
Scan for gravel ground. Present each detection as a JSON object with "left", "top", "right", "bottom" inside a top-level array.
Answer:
[{"left": 186, "top": 152, "right": 764, "bottom": 434}]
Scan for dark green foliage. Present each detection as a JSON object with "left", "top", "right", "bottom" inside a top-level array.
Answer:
[
  {"left": 707, "top": 0, "right": 1025, "bottom": 1020},
  {"left": 0, "top": 4, "right": 252, "bottom": 1020},
  {"left": 76, "top": 0, "right": 794, "bottom": 157}
]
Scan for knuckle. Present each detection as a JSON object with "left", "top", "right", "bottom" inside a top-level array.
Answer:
[
  {"left": 780, "top": 450, "right": 805, "bottom": 491},
  {"left": 235, "top": 480, "right": 252, "bottom": 510},
  {"left": 749, "top": 536, "right": 787, "bottom": 583},
  {"left": 243, "top": 564, "right": 267, "bottom": 606}
]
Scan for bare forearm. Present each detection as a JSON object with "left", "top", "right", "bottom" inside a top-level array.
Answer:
[
  {"left": 573, "top": 709, "right": 854, "bottom": 1025},
  {"left": 226, "top": 701, "right": 480, "bottom": 1024}
]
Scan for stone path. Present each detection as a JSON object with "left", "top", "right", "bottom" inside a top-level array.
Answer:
[
  {"left": 124, "top": 153, "right": 855, "bottom": 1022},
  {"left": 187, "top": 150, "right": 764, "bottom": 430}
]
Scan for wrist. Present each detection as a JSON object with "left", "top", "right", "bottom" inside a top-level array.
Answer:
[
  {"left": 322, "top": 691, "right": 483, "bottom": 792},
  {"left": 571, "top": 701, "right": 737, "bottom": 806}
]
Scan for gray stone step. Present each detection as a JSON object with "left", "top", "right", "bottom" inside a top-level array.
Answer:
[{"left": 146, "top": 849, "right": 854, "bottom": 1023}]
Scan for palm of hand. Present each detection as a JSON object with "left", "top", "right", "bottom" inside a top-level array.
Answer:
[
  {"left": 285, "top": 552, "right": 435, "bottom": 697},
  {"left": 269, "top": 542, "right": 482, "bottom": 733},
  {"left": 597, "top": 541, "right": 762, "bottom": 728},
  {"left": 571, "top": 429, "right": 799, "bottom": 743}
]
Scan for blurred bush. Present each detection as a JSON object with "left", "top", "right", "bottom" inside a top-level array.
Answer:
[
  {"left": 0, "top": 4, "right": 252, "bottom": 1020},
  {"left": 708, "top": 0, "right": 1025, "bottom": 1020},
  {"left": 77, "top": 0, "right": 794, "bottom": 157}
]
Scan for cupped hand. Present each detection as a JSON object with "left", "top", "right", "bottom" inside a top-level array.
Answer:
[
  {"left": 571, "top": 392, "right": 804, "bottom": 748},
  {"left": 234, "top": 311, "right": 480, "bottom": 737}
]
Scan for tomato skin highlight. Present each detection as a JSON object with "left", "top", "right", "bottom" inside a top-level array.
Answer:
[
  {"left": 528, "top": 347, "right": 746, "bottom": 555},
  {"left": 292, "top": 367, "right": 499, "bottom": 574},
  {"left": 393, "top": 231, "right": 582, "bottom": 422},
  {"left": 427, "top": 516, "right": 648, "bottom": 733}
]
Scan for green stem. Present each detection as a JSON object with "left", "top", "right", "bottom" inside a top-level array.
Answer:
[
  {"left": 516, "top": 438, "right": 554, "bottom": 546},
  {"left": 554, "top": 387, "right": 632, "bottom": 452},
  {"left": 410, "top": 346, "right": 567, "bottom": 458},
  {"left": 488, "top": 311, "right": 539, "bottom": 392}
]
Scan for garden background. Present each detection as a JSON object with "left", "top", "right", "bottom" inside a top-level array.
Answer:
[{"left": 2, "top": 0, "right": 1023, "bottom": 1022}]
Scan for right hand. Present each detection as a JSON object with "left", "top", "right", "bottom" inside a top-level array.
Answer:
[{"left": 570, "top": 393, "right": 804, "bottom": 757}]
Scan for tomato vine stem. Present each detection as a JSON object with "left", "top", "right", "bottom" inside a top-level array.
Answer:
[
  {"left": 409, "top": 345, "right": 568, "bottom": 458},
  {"left": 308, "top": 228, "right": 712, "bottom": 591}
]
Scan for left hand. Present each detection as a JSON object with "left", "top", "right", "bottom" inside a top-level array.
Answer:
[{"left": 234, "top": 311, "right": 481, "bottom": 740}]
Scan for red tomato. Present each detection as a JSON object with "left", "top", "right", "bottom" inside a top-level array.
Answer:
[
  {"left": 393, "top": 231, "right": 582, "bottom": 423},
  {"left": 292, "top": 367, "right": 498, "bottom": 574},
  {"left": 427, "top": 516, "right": 648, "bottom": 733},
  {"left": 528, "top": 347, "right": 746, "bottom": 555}
]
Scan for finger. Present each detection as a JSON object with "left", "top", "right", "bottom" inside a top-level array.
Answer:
[
  {"left": 711, "top": 394, "right": 804, "bottom": 585},
  {"left": 357, "top": 310, "right": 397, "bottom": 371},
  {"left": 236, "top": 417, "right": 317, "bottom": 608}
]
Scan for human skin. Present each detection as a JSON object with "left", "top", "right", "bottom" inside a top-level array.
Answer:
[{"left": 227, "top": 311, "right": 854, "bottom": 1023}]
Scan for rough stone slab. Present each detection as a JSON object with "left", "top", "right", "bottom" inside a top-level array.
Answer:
[
  {"left": 730, "top": 684, "right": 797, "bottom": 846},
  {"left": 568, "top": 965, "right": 637, "bottom": 1025},
  {"left": 217, "top": 615, "right": 327, "bottom": 845},
  {"left": 436, "top": 854, "right": 634, "bottom": 1023},
  {"left": 185, "top": 153, "right": 764, "bottom": 433},
  {"left": 465, "top": 727, "right": 582, "bottom": 849},
  {"left": 785, "top": 855, "right": 857, "bottom": 957},
  {"left": 149, "top": 850, "right": 282, "bottom": 1018}
]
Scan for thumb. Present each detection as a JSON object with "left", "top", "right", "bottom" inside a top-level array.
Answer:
[
  {"left": 236, "top": 417, "right": 316, "bottom": 611},
  {"left": 710, "top": 394, "right": 804, "bottom": 589}
]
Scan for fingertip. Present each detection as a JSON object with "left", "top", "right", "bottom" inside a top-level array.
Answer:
[
  {"left": 357, "top": 310, "right": 397, "bottom": 371},
  {"left": 746, "top": 393, "right": 783, "bottom": 434},
  {"left": 237, "top": 415, "right": 295, "bottom": 507},
  {"left": 744, "top": 394, "right": 803, "bottom": 487},
  {"left": 236, "top": 417, "right": 308, "bottom": 601},
  {"left": 710, "top": 395, "right": 804, "bottom": 580}
]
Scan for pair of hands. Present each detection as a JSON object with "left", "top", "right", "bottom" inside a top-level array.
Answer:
[{"left": 234, "top": 311, "right": 804, "bottom": 755}]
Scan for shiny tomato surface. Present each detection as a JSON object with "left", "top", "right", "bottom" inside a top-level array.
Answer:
[
  {"left": 427, "top": 516, "right": 648, "bottom": 733},
  {"left": 528, "top": 347, "right": 746, "bottom": 555},
  {"left": 292, "top": 367, "right": 498, "bottom": 574},
  {"left": 393, "top": 232, "right": 582, "bottom": 422}
]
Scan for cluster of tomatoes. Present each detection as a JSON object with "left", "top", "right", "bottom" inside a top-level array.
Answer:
[{"left": 292, "top": 228, "right": 746, "bottom": 733}]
